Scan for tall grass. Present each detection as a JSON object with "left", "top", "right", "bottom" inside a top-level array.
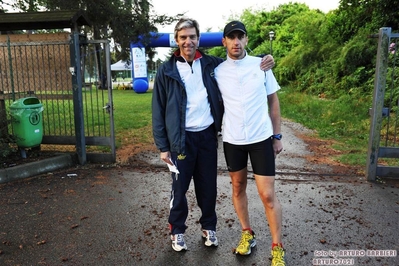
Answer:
[{"left": 278, "top": 87, "right": 372, "bottom": 166}]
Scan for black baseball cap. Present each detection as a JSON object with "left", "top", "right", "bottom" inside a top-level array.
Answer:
[{"left": 223, "top": 21, "right": 247, "bottom": 37}]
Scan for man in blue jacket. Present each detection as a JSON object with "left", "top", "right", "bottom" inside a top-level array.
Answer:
[{"left": 152, "top": 17, "right": 274, "bottom": 252}]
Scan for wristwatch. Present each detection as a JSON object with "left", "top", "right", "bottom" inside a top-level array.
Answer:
[{"left": 272, "top": 134, "right": 282, "bottom": 140}]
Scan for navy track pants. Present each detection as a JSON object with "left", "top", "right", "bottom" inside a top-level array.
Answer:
[{"left": 168, "top": 125, "right": 218, "bottom": 235}]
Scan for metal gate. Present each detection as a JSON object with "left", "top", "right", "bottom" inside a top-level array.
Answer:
[
  {"left": 366, "top": 27, "right": 399, "bottom": 180},
  {"left": 0, "top": 32, "right": 115, "bottom": 164}
]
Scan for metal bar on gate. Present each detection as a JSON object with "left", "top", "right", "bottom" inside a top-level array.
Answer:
[
  {"left": 376, "top": 166, "right": 399, "bottom": 177},
  {"left": 70, "top": 32, "right": 86, "bottom": 165},
  {"left": 40, "top": 42, "right": 50, "bottom": 136},
  {"left": 51, "top": 43, "right": 60, "bottom": 135},
  {"left": 366, "top": 27, "right": 391, "bottom": 181},
  {"left": 6, "top": 36, "right": 15, "bottom": 101},
  {"left": 23, "top": 44, "right": 29, "bottom": 95},
  {"left": 29, "top": 45, "right": 41, "bottom": 94},
  {"left": 82, "top": 44, "right": 91, "bottom": 136},
  {"left": 378, "top": 147, "right": 399, "bottom": 158},
  {"left": 54, "top": 43, "right": 62, "bottom": 135},
  {"left": 64, "top": 43, "right": 74, "bottom": 136},
  {"left": 105, "top": 41, "right": 116, "bottom": 162}
]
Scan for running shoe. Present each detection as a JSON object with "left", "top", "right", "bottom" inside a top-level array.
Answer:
[
  {"left": 202, "top": 230, "right": 218, "bottom": 247},
  {"left": 271, "top": 245, "right": 286, "bottom": 266},
  {"left": 170, "top": 233, "right": 187, "bottom": 252},
  {"left": 234, "top": 230, "right": 256, "bottom": 255}
]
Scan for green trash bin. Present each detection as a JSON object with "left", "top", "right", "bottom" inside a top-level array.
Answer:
[{"left": 9, "top": 97, "right": 44, "bottom": 148}]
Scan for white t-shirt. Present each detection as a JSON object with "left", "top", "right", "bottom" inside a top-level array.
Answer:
[{"left": 215, "top": 54, "right": 280, "bottom": 145}]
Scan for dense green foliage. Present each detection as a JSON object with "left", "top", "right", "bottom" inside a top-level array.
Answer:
[
  {"left": 208, "top": 1, "right": 399, "bottom": 101},
  {"left": 207, "top": 1, "right": 399, "bottom": 166},
  {"left": 207, "top": 1, "right": 399, "bottom": 107}
]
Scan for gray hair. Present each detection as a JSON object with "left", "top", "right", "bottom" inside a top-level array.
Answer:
[{"left": 174, "top": 17, "right": 200, "bottom": 40}]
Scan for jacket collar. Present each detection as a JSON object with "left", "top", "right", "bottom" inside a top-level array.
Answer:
[{"left": 174, "top": 49, "right": 203, "bottom": 63}]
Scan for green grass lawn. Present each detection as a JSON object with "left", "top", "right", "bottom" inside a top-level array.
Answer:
[
  {"left": 111, "top": 85, "right": 398, "bottom": 171},
  {"left": 112, "top": 89, "right": 154, "bottom": 149}
]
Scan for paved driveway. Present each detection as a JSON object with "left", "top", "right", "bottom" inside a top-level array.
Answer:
[{"left": 0, "top": 121, "right": 398, "bottom": 265}]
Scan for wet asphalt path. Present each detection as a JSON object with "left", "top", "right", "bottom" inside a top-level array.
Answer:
[{"left": 0, "top": 120, "right": 398, "bottom": 265}]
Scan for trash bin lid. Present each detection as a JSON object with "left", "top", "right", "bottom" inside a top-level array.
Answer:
[{"left": 10, "top": 97, "right": 42, "bottom": 109}]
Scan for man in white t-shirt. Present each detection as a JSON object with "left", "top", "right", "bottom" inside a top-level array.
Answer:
[{"left": 215, "top": 20, "right": 285, "bottom": 266}]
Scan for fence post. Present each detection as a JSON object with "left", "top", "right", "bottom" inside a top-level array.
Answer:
[
  {"left": 70, "top": 32, "right": 86, "bottom": 165},
  {"left": 366, "top": 27, "right": 391, "bottom": 181},
  {"left": 105, "top": 41, "right": 116, "bottom": 162}
]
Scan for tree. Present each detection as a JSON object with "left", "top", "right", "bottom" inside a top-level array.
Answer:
[
  {"left": 10, "top": 0, "right": 40, "bottom": 11},
  {"left": 0, "top": 0, "right": 18, "bottom": 11},
  {"left": 332, "top": 0, "right": 399, "bottom": 44},
  {"left": 232, "top": 3, "right": 312, "bottom": 59},
  {"left": 37, "top": 0, "right": 179, "bottom": 61}
]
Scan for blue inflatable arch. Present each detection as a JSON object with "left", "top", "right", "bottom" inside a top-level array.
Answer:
[{"left": 130, "top": 32, "right": 223, "bottom": 93}]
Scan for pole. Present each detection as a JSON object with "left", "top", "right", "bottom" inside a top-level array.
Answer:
[
  {"left": 269, "top": 31, "right": 275, "bottom": 55},
  {"left": 270, "top": 39, "right": 273, "bottom": 55}
]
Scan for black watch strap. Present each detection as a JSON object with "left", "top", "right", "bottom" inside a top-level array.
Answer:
[{"left": 272, "top": 134, "right": 282, "bottom": 140}]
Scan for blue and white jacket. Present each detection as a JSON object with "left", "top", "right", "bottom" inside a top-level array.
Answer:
[{"left": 152, "top": 50, "right": 224, "bottom": 154}]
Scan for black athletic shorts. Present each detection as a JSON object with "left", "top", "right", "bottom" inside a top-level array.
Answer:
[{"left": 223, "top": 138, "right": 275, "bottom": 176}]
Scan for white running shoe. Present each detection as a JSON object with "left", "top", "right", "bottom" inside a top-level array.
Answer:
[
  {"left": 170, "top": 233, "right": 187, "bottom": 251},
  {"left": 202, "top": 230, "right": 218, "bottom": 247}
]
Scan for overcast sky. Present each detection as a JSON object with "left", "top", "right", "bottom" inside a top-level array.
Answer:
[
  {"left": 150, "top": 0, "right": 340, "bottom": 59},
  {"left": 152, "top": 0, "right": 339, "bottom": 33}
]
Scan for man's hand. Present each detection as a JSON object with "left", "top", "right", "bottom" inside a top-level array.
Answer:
[
  {"left": 160, "top": 151, "right": 173, "bottom": 165},
  {"left": 260, "top": 54, "right": 275, "bottom": 71},
  {"left": 273, "top": 139, "right": 283, "bottom": 157}
]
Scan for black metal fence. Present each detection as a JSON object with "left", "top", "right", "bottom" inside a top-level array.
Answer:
[{"left": 0, "top": 33, "right": 115, "bottom": 163}]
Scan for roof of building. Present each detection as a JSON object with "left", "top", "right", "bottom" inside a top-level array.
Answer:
[{"left": 0, "top": 10, "right": 91, "bottom": 31}]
